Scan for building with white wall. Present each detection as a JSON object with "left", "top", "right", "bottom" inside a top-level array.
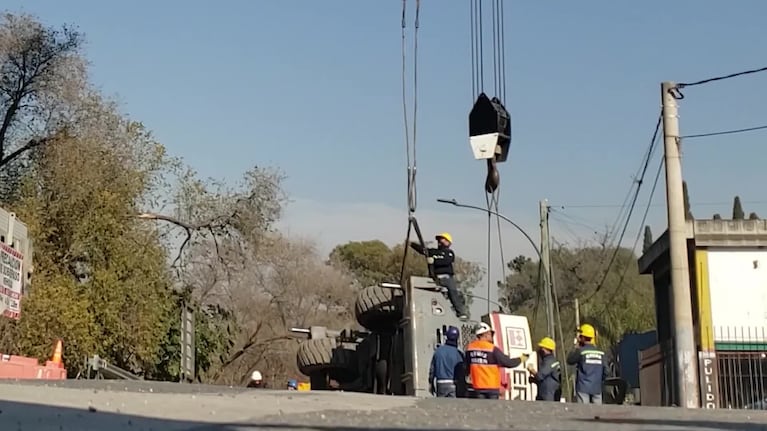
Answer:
[{"left": 638, "top": 219, "right": 767, "bottom": 409}]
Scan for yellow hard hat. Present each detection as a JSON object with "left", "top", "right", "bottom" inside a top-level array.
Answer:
[
  {"left": 538, "top": 337, "right": 556, "bottom": 351},
  {"left": 578, "top": 324, "right": 596, "bottom": 339},
  {"left": 436, "top": 232, "right": 453, "bottom": 243}
]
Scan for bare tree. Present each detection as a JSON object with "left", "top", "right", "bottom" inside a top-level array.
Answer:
[
  {"left": 181, "top": 232, "right": 356, "bottom": 386},
  {"left": 0, "top": 13, "right": 84, "bottom": 169}
]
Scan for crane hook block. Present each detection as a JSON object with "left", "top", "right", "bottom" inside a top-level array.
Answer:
[{"left": 468, "top": 93, "right": 511, "bottom": 163}]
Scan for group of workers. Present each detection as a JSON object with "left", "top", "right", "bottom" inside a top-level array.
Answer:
[
  {"left": 415, "top": 231, "right": 608, "bottom": 403},
  {"left": 429, "top": 322, "right": 607, "bottom": 403}
]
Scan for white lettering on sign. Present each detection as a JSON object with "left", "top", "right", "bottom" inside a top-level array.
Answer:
[
  {"left": 0, "top": 243, "right": 23, "bottom": 319},
  {"left": 698, "top": 352, "right": 718, "bottom": 409}
]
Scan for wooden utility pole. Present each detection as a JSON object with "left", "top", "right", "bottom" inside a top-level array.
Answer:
[
  {"left": 539, "top": 199, "right": 555, "bottom": 338},
  {"left": 661, "top": 81, "right": 700, "bottom": 408}
]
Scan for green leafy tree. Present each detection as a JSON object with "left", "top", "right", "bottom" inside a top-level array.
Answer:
[
  {"left": 498, "top": 243, "right": 655, "bottom": 354},
  {"left": 11, "top": 120, "right": 175, "bottom": 375}
]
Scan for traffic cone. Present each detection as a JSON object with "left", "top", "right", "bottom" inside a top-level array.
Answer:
[{"left": 51, "top": 339, "right": 63, "bottom": 368}]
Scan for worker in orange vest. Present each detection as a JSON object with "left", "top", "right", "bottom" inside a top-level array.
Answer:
[{"left": 465, "top": 322, "right": 529, "bottom": 399}]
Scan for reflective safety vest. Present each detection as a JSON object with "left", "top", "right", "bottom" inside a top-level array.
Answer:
[
  {"left": 465, "top": 339, "right": 501, "bottom": 390},
  {"left": 570, "top": 344, "right": 606, "bottom": 395}
]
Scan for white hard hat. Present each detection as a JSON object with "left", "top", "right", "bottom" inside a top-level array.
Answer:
[
  {"left": 475, "top": 322, "right": 494, "bottom": 336},
  {"left": 251, "top": 370, "right": 262, "bottom": 381}
]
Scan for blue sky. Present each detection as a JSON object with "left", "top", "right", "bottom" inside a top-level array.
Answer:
[{"left": 5, "top": 1, "right": 767, "bottom": 315}]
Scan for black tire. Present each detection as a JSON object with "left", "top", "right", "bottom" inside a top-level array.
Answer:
[
  {"left": 355, "top": 285, "right": 403, "bottom": 331},
  {"left": 296, "top": 338, "right": 356, "bottom": 377}
]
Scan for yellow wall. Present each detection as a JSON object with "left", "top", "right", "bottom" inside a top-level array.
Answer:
[{"left": 694, "top": 249, "right": 715, "bottom": 351}]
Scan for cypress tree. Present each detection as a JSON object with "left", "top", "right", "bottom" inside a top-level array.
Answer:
[
  {"left": 642, "top": 226, "right": 653, "bottom": 254},
  {"left": 733, "top": 196, "right": 745, "bottom": 220}
]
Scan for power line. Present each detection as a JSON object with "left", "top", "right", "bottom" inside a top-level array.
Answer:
[
  {"left": 554, "top": 200, "right": 767, "bottom": 209},
  {"left": 681, "top": 124, "right": 767, "bottom": 139},
  {"left": 584, "top": 113, "right": 662, "bottom": 302},
  {"left": 677, "top": 65, "right": 767, "bottom": 89},
  {"left": 596, "top": 157, "right": 665, "bottom": 304}
]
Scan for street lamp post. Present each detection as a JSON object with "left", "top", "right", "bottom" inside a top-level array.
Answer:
[
  {"left": 436, "top": 197, "right": 542, "bottom": 318},
  {"left": 436, "top": 198, "right": 541, "bottom": 260}
]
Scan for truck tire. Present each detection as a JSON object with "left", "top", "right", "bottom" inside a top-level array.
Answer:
[
  {"left": 355, "top": 285, "right": 403, "bottom": 331},
  {"left": 296, "top": 338, "right": 356, "bottom": 376}
]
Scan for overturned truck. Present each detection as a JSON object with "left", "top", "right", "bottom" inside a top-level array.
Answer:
[{"left": 293, "top": 276, "right": 538, "bottom": 399}]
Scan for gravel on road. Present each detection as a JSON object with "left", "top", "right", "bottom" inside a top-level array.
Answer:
[{"left": 1, "top": 380, "right": 766, "bottom": 430}]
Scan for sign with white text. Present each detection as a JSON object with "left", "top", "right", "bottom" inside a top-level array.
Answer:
[{"left": 0, "top": 243, "right": 23, "bottom": 319}]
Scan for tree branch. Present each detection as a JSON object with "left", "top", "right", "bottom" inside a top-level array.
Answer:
[{"left": 0, "top": 137, "right": 47, "bottom": 169}]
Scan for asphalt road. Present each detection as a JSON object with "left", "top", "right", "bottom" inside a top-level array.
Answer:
[{"left": 1, "top": 380, "right": 766, "bottom": 430}]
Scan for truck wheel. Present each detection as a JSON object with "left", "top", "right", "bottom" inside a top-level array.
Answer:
[
  {"left": 355, "top": 285, "right": 403, "bottom": 331},
  {"left": 296, "top": 338, "right": 357, "bottom": 377}
]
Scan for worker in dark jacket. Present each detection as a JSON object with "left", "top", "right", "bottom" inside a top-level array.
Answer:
[
  {"left": 428, "top": 326, "right": 465, "bottom": 398},
  {"left": 465, "top": 323, "right": 529, "bottom": 399},
  {"left": 527, "top": 337, "right": 561, "bottom": 401},
  {"left": 566, "top": 324, "right": 607, "bottom": 404},
  {"left": 410, "top": 232, "right": 468, "bottom": 320}
]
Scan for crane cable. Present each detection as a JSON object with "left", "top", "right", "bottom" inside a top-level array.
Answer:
[
  {"left": 398, "top": 0, "right": 429, "bottom": 287},
  {"left": 471, "top": 0, "right": 509, "bottom": 314}
]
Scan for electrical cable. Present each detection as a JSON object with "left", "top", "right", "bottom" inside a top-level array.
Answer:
[
  {"left": 553, "top": 199, "right": 767, "bottom": 209},
  {"left": 583, "top": 114, "right": 662, "bottom": 303},
  {"left": 677, "top": 65, "right": 767, "bottom": 89},
  {"left": 575, "top": 113, "right": 661, "bottom": 298},
  {"left": 602, "top": 156, "right": 665, "bottom": 302},
  {"left": 681, "top": 124, "right": 767, "bottom": 139}
]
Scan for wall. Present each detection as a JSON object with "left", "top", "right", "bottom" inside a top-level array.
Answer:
[{"left": 707, "top": 248, "right": 767, "bottom": 343}]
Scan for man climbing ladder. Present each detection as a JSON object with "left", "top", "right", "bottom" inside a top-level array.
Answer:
[{"left": 410, "top": 232, "right": 468, "bottom": 320}]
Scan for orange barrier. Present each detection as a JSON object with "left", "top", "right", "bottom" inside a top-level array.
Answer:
[{"left": 0, "top": 340, "right": 67, "bottom": 380}]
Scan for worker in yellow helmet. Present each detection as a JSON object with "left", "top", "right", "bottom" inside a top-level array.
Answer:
[
  {"left": 527, "top": 336, "right": 561, "bottom": 401},
  {"left": 566, "top": 324, "right": 607, "bottom": 404},
  {"left": 410, "top": 232, "right": 467, "bottom": 320}
]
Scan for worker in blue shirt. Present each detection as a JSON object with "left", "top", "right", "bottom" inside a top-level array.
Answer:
[
  {"left": 527, "top": 336, "right": 561, "bottom": 401},
  {"left": 428, "top": 326, "right": 466, "bottom": 397},
  {"left": 566, "top": 323, "right": 607, "bottom": 404}
]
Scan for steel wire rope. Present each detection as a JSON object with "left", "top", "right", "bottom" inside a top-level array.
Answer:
[{"left": 398, "top": 0, "right": 423, "bottom": 285}]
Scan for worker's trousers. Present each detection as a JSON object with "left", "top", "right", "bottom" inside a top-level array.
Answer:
[
  {"left": 435, "top": 381, "right": 457, "bottom": 398},
  {"left": 576, "top": 392, "right": 602, "bottom": 404},
  {"left": 436, "top": 274, "right": 467, "bottom": 317},
  {"left": 470, "top": 389, "right": 500, "bottom": 399}
]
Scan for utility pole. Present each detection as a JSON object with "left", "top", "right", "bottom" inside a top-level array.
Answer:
[
  {"left": 539, "top": 200, "right": 555, "bottom": 338},
  {"left": 661, "top": 81, "right": 700, "bottom": 408}
]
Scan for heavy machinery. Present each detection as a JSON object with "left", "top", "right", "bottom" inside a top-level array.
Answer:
[{"left": 293, "top": 275, "right": 538, "bottom": 400}]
